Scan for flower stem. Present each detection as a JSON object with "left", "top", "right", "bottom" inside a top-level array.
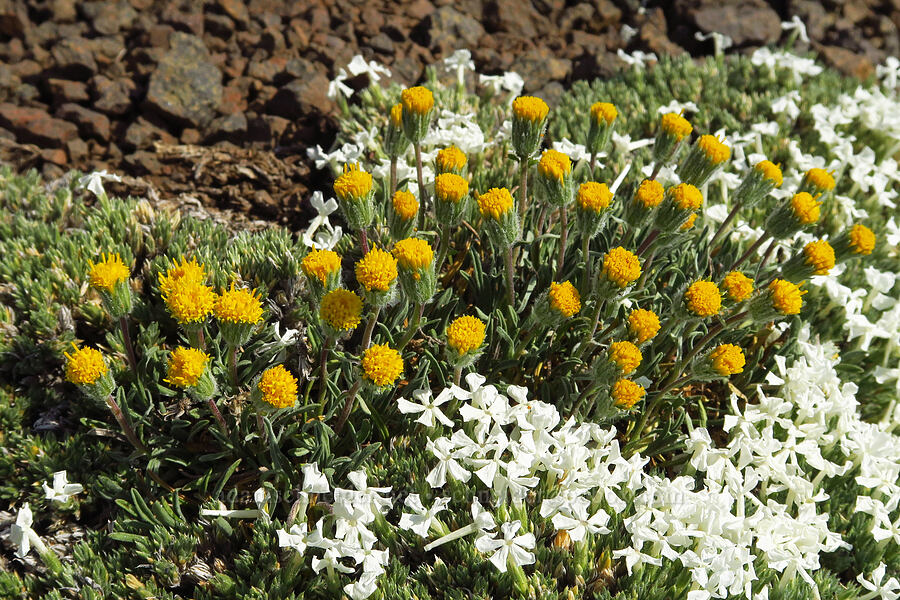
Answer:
[
  {"left": 334, "top": 379, "right": 362, "bottom": 435},
  {"left": 708, "top": 199, "right": 743, "bottom": 252},
  {"left": 555, "top": 207, "right": 569, "bottom": 279},
  {"left": 579, "top": 234, "right": 592, "bottom": 295},
  {"left": 397, "top": 302, "right": 424, "bottom": 351},
  {"left": 435, "top": 225, "right": 451, "bottom": 277},
  {"left": 517, "top": 156, "right": 529, "bottom": 231},
  {"left": 105, "top": 394, "right": 149, "bottom": 455},
  {"left": 119, "top": 317, "right": 139, "bottom": 376},
  {"left": 504, "top": 245, "right": 516, "bottom": 309},
  {"left": 208, "top": 397, "right": 230, "bottom": 436},
  {"left": 414, "top": 143, "right": 427, "bottom": 231},
  {"left": 731, "top": 231, "right": 770, "bottom": 271},
  {"left": 317, "top": 336, "right": 334, "bottom": 415},
  {"left": 361, "top": 306, "right": 380, "bottom": 350},
  {"left": 636, "top": 229, "right": 659, "bottom": 257},
  {"left": 589, "top": 152, "right": 597, "bottom": 178},
  {"left": 453, "top": 366, "right": 462, "bottom": 388},
  {"left": 358, "top": 228, "right": 370, "bottom": 255},
  {"left": 389, "top": 156, "right": 398, "bottom": 197},
  {"left": 228, "top": 346, "right": 238, "bottom": 390}
]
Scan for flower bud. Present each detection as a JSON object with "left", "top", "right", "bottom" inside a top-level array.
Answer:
[
  {"left": 401, "top": 86, "right": 434, "bottom": 144},
  {"left": 445, "top": 315, "right": 487, "bottom": 368},
  {"left": 652, "top": 112, "right": 692, "bottom": 164},
  {"left": 511, "top": 96, "right": 549, "bottom": 159},
  {"left": 678, "top": 134, "right": 730, "bottom": 188},
  {"left": 392, "top": 238, "right": 436, "bottom": 305},
  {"left": 586, "top": 102, "right": 617, "bottom": 156},
  {"left": 333, "top": 163, "right": 375, "bottom": 231},
  {"left": 477, "top": 188, "right": 519, "bottom": 248}
]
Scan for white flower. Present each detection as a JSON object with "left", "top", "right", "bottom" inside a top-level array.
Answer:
[
  {"left": 551, "top": 138, "right": 592, "bottom": 163},
  {"left": 617, "top": 49, "right": 657, "bottom": 68},
  {"left": 858, "top": 563, "right": 900, "bottom": 600},
  {"left": 9, "top": 503, "right": 36, "bottom": 558},
  {"left": 550, "top": 497, "right": 611, "bottom": 542},
  {"left": 343, "top": 571, "right": 381, "bottom": 600},
  {"left": 425, "top": 436, "right": 472, "bottom": 488},
  {"left": 277, "top": 522, "right": 308, "bottom": 555},
  {"left": 474, "top": 520, "right": 535, "bottom": 573},
  {"left": 772, "top": 91, "right": 802, "bottom": 121},
  {"left": 346, "top": 55, "right": 391, "bottom": 82},
  {"left": 877, "top": 56, "right": 900, "bottom": 91},
  {"left": 694, "top": 31, "right": 733, "bottom": 54},
  {"left": 657, "top": 100, "right": 699, "bottom": 115},
  {"left": 42, "top": 470, "right": 83, "bottom": 503},
  {"left": 781, "top": 15, "right": 809, "bottom": 43},
  {"left": 398, "top": 494, "right": 450, "bottom": 538},
  {"left": 346, "top": 470, "right": 393, "bottom": 515},
  {"left": 443, "top": 49, "right": 474, "bottom": 87},
  {"left": 479, "top": 71, "right": 524, "bottom": 98},
  {"left": 302, "top": 463, "right": 330, "bottom": 494},
  {"left": 398, "top": 388, "right": 455, "bottom": 428},
  {"left": 78, "top": 170, "right": 122, "bottom": 199},
  {"left": 273, "top": 322, "right": 300, "bottom": 346}
]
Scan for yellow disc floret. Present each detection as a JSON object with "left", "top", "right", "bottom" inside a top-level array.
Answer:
[
  {"left": 709, "top": 344, "right": 745, "bottom": 376},
  {"left": 768, "top": 279, "right": 806, "bottom": 315},
  {"left": 434, "top": 173, "right": 469, "bottom": 204},
  {"left": 392, "top": 238, "right": 434, "bottom": 270},
  {"left": 684, "top": 280, "right": 722, "bottom": 317},
  {"left": 755, "top": 160, "right": 783, "bottom": 187},
  {"left": 333, "top": 164, "right": 373, "bottom": 202},
  {"left": 436, "top": 146, "right": 467, "bottom": 172},
  {"left": 537, "top": 149, "right": 572, "bottom": 182},
  {"left": 635, "top": 179, "right": 664, "bottom": 209},
  {"left": 627, "top": 308, "right": 660, "bottom": 344},
  {"left": 803, "top": 240, "right": 836, "bottom": 275},
  {"left": 163, "top": 279, "right": 217, "bottom": 324},
  {"left": 477, "top": 187, "right": 514, "bottom": 220},
  {"left": 320, "top": 289, "right": 363, "bottom": 331},
  {"left": 721, "top": 271, "right": 754, "bottom": 302},
  {"left": 680, "top": 213, "right": 698, "bottom": 230},
  {"left": 512, "top": 96, "right": 549, "bottom": 123},
  {"left": 392, "top": 190, "right": 419, "bottom": 221},
  {"left": 790, "top": 192, "right": 822, "bottom": 225},
  {"left": 401, "top": 86, "right": 434, "bottom": 115},
  {"left": 670, "top": 183, "right": 704, "bottom": 211},
  {"left": 577, "top": 182, "right": 612, "bottom": 213},
  {"left": 612, "top": 379, "right": 645, "bottom": 409},
  {"left": 361, "top": 343, "right": 403, "bottom": 387},
  {"left": 590, "top": 102, "right": 617, "bottom": 125},
  {"left": 215, "top": 283, "right": 263, "bottom": 324},
  {"left": 390, "top": 103, "right": 402, "bottom": 127},
  {"left": 548, "top": 281, "right": 581, "bottom": 318},
  {"left": 301, "top": 248, "right": 342, "bottom": 284},
  {"left": 697, "top": 134, "right": 731, "bottom": 165},
  {"left": 601, "top": 247, "right": 641, "bottom": 288},
  {"left": 159, "top": 256, "right": 207, "bottom": 297},
  {"left": 447, "top": 315, "right": 487, "bottom": 355},
  {"left": 608, "top": 341, "right": 642, "bottom": 375},
  {"left": 165, "top": 346, "right": 210, "bottom": 388},
  {"left": 660, "top": 112, "right": 692, "bottom": 140},
  {"left": 258, "top": 364, "right": 298, "bottom": 409},
  {"left": 64, "top": 343, "right": 108, "bottom": 385},
  {"left": 355, "top": 248, "right": 398, "bottom": 292},
  {"left": 849, "top": 224, "right": 876, "bottom": 255},
  {"left": 89, "top": 253, "right": 130, "bottom": 292},
  {"left": 805, "top": 168, "right": 835, "bottom": 191}
]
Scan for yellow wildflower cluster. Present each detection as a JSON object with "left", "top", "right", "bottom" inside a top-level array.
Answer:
[
  {"left": 627, "top": 309, "right": 660, "bottom": 344},
  {"left": 434, "top": 173, "right": 469, "bottom": 204},
  {"left": 477, "top": 187, "right": 514, "bottom": 219},
  {"left": 680, "top": 213, "right": 698, "bottom": 230},
  {"left": 89, "top": 253, "right": 130, "bottom": 292},
  {"left": 601, "top": 247, "right": 641, "bottom": 288},
  {"left": 158, "top": 256, "right": 206, "bottom": 297},
  {"left": 334, "top": 164, "right": 373, "bottom": 202},
  {"left": 512, "top": 96, "right": 549, "bottom": 123},
  {"left": 64, "top": 344, "right": 107, "bottom": 385},
  {"left": 803, "top": 240, "right": 836, "bottom": 275},
  {"left": 612, "top": 379, "right": 645, "bottom": 409},
  {"left": 769, "top": 279, "right": 805, "bottom": 315},
  {"left": 258, "top": 365, "right": 298, "bottom": 409},
  {"left": 697, "top": 135, "right": 730, "bottom": 165},
  {"left": 670, "top": 183, "right": 704, "bottom": 211},
  {"left": 362, "top": 343, "right": 403, "bottom": 387},
  {"left": 355, "top": 248, "right": 398, "bottom": 292},
  {"left": 401, "top": 86, "right": 434, "bottom": 115},
  {"left": 447, "top": 315, "right": 486, "bottom": 355},
  {"left": 390, "top": 103, "right": 402, "bottom": 127},
  {"left": 608, "top": 341, "right": 642, "bottom": 375},
  {"left": 850, "top": 224, "right": 876, "bottom": 255},
  {"left": 722, "top": 271, "right": 754, "bottom": 302},
  {"left": 215, "top": 284, "right": 263, "bottom": 324},
  {"left": 755, "top": 160, "right": 783, "bottom": 187},
  {"left": 684, "top": 281, "right": 722, "bottom": 317},
  {"left": 548, "top": 281, "right": 581, "bottom": 318},
  {"left": 709, "top": 344, "right": 745, "bottom": 376},
  {"left": 805, "top": 168, "right": 835, "bottom": 191},
  {"left": 635, "top": 179, "right": 664, "bottom": 208},
  {"left": 790, "top": 192, "right": 822, "bottom": 225},
  {"left": 392, "top": 190, "right": 418, "bottom": 221},
  {"left": 590, "top": 102, "right": 617, "bottom": 125},
  {"left": 537, "top": 149, "right": 572, "bottom": 182},
  {"left": 165, "top": 347, "right": 210, "bottom": 388},
  {"left": 577, "top": 182, "right": 612, "bottom": 213},
  {"left": 392, "top": 238, "right": 434, "bottom": 270},
  {"left": 436, "top": 146, "right": 467, "bottom": 172},
  {"left": 302, "top": 248, "right": 342, "bottom": 284},
  {"left": 660, "top": 112, "right": 692, "bottom": 140},
  {"left": 320, "top": 289, "right": 363, "bottom": 331}
]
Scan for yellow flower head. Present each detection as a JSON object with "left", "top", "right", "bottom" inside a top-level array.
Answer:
[
  {"left": 601, "top": 247, "right": 641, "bottom": 288},
  {"left": 392, "top": 189, "right": 419, "bottom": 221},
  {"left": 590, "top": 102, "right": 617, "bottom": 125},
  {"left": 850, "top": 224, "right": 876, "bottom": 255},
  {"left": 512, "top": 96, "right": 549, "bottom": 123},
  {"left": 390, "top": 103, "right": 402, "bottom": 127},
  {"left": 355, "top": 248, "right": 398, "bottom": 292},
  {"left": 477, "top": 187, "right": 514, "bottom": 220},
  {"left": 754, "top": 160, "right": 783, "bottom": 187},
  {"left": 301, "top": 248, "right": 342, "bottom": 284},
  {"left": 89, "top": 253, "right": 130, "bottom": 292},
  {"left": 805, "top": 168, "right": 835, "bottom": 191},
  {"left": 447, "top": 315, "right": 486, "bottom": 355},
  {"left": 64, "top": 343, "right": 108, "bottom": 385},
  {"left": 697, "top": 134, "right": 730, "bottom": 165},
  {"left": 670, "top": 183, "right": 703, "bottom": 211},
  {"left": 401, "top": 86, "right": 434, "bottom": 116},
  {"left": 709, "top": 344, "right": 745, "bottom": 376},
  {"left": 392, "top": 238, "right": 434, "bottom": 270},
  {"left": 803, "top": 240, "right": 835, "bottom": 275},
  {"left": 537, "top": 149, "right": 572, "bottom": 182},
  {"left": 721, "top": 271, "right": 754, "bottom": 302},
  {"left": 258, "top": 364, "right": 298, "bottom": 409},
  {"left": 215, "top": 283, "right": 263, "bottom": 324},
  {"left": 361, "top": 343, "right": 403, "bottom": 387},
  {"left": 627, "top": 308, "right": 660, "bottom": 344},
  {"left": 436, "top": 146, "right": 467, "bottom": 172},
  {"left": 680, "top": 213, "right": 698, "bottom": 230},
  {"left": 320, "top": 288, "right": 363, "bottom": 331},
  {"left": 163, "top": 279, "right": 217, "bottom": 324},
  {"left": 608, "top": 340, "right": 642, "bottom": 375},
  {"left": 434, "top": 173, "right": 469, "bottom": 204},
  {"left": 768, "top": 279, "right": 806, "bottom": 315},
  {"left": 577, "top": 182, "right": 612, "bottom": 213},
  {"left": 660, "top": 112, "right": 692, "bottom": 140},
  {"left": 334, "top": 164, "right": 373, "bottom": 202},
  {"left": 612, "top": 379, "right": 645, "bottom": 409},
  {"left": 165, "top": 346, "right": 210, "bottom": 388},
  {"left": 548, "top": 281, "right": 581, "bottom": 318},
  {"left": 159, "top": 256, "right": 207, "bottom": 297},
  {"left": 790, "top": 192, "right": 822, "bottom": 225},
  {"left": 684, "top": 280, "right": 722, "bottom": 317},
  {"left": 635, "top": 179, "right": 664, "bottom": 209}
]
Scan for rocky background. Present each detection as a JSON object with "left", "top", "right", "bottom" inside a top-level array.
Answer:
[{"left": 0, "top": 0, "right": 896, "bottom": 226}]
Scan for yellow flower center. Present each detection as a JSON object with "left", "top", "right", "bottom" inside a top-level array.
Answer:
[
  {"left": 158, "top": 256, "right": 207, "bottom": 297},
  {"left": 537, "top": 149, "right": 572, "bottom": 182},
  {"left": 590, "top": 102, "right": 617, "bottom": 125},
  {"left": 790, "top": 192, "right": 821, "bottom": 225},
  {"left": 660, "top": 112, "right": 692, "bottom": 140},
  {"left": 390, "top": 103, "right": 402, "bottom": 127},
  {"left": 601, "top": 247, "right": 641, "bottom": 288},
  {"left": 64, "top": 343, "right": 107, "bottom": 385},
  {"left": 850, "top": 224, "right": 876, "bottom": 255},
  {"left": 670, "top": 183, "right": 703, "bottom": 211},
  {"left": 768, "top": 279, "right": 806, "bottom": 315},
  {"left": 163, "top": 279, "right": 217, "bottom": 324},
  {"left": 355, "top": 248, "right": 398, "bottom": 292},
  {"left": 512, "top": 95, "right": 549, "bottom": 123},
  {"left": 320, "top": 288, "right": 363, "bottom": 331},
  {"left": 89, "top": 253, "right": 130, "bottom": 292},
  {"left": 754, "top": 160, "right": 783, "bottom": 187},
  {"left": 165, "top": 346, "right": 210, "bottom": 388},
  {"left": 577, "top": 182, "right": 612, "bottom": 213},
  {"left": 301, "top": 248, "right": 342, "bottom": 284},
  {"left": 477, "top": 187, "right": 514, "bottom": 220},
  {"left": 709, "top": 344, "right": 745, "bottom": 376},
  {"left": 635, "top": 179, "right": 664, "bottom": 209},
  {"left": 803, "top": 240, "right": 835, "bottom": 275},
  {"left": 333, "top": 164, "right": 373, "bottom": 202},
  {"left": 612, "top": 379, "right": 645, "bottom": 409},
  {"left": 805, "top": 168, "right": 835, "bottom": 191},
  {"left": 548, "top": 281, "right": 581, "bottom": 318},
  {"left": 436, "top": 145, "right": 467, "bottom": 172},
  {"left": 608, "top": 340, "right": 642, "bottom": 375},
  {"left": 627, "top": 308, "right": 660, "bottom": 344},
  {"left": 401, "top": 86, "right": 434, "bottom": 115},
  {"left": 721, "top": 271, "right": 754, "bottom": 302},
  {"left": 215, "top": 283, "right": 263, "bottom": 324},
  {"left": 434, "top": 173, "right": 469, "bottom": 204},
  {"left": 258, "top": 364, "right": 298, "bottom": 409},
  {"left": 392, "top": 238, "right": 434, "bottom": 270},
  {"left": 361, "top": 343, "right": 403, "bottom": 387},
  {"left": 697, "top": 134, "right": 730, "bottom": 165},
  {"left": 684, "top": 280, "right": 722, "bottom": 317},
  {"left": 447, "top": 315, "right": 486, "bottom": 355},
  {"left": 680, "top": 213, "right": 698, "bottom": 230},
  {"left": 392, "top": 189, "right": 419, "bottom": 221}
]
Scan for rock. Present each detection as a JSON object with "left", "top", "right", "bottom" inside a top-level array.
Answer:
[
  {"left": 50, "top": 37, "right": 98, "bottom": 80},
  {"left": 266, "top": 76, "right": 334, "bottom": 118},
  {"left": 81, "top": 1, "right": 138, "bottom": 35},
  {"left": 593, "top": 0, "right": 622, "bottom": 30},
  {"left": 181, "top": 127, "right": 202, "bottom": 144},
  {"left": 146, "top": 32, "right": 223, "bottom": 128},
  {"left": 639, "top": 7, "right": 685, "bottom": 57},
  {"left": 368, "top": 32, "right": 395, "bottom": 54},
  {"left": 0, "top": 0, "right": 28, "bottom": 38},
  {"left": 218, "top": 0, "right": 250, "bottom": 26},
  {"left": 57, "top": 103, "right": 112, "bottom": 141},
  {"left": 51, "top": 0, "right": 78, "bottom": 22},
  {"left": 686, "top": 0, "right": 781, "bottom": 46},
  {"left": 206, "top": 112, "right": 248, "bottom": 142},
  {"left": 817, "top": 44, "right": 875, "bottom": 80},
  {"left": 124, "top": 150, "right": 163, "bottom": 175},
  {"left": 424, "top": 6, "right": 485, "bottom": 53},
  {"left": 510, "top": 47, "right": 572, "bottom": 92},
  {"left": 219, "top": 84, "right": 247, "bottom": 114},
  {"left": 47, "top": 78, "right": 90, "bottom": 103},
  {"left": 91, "top": 75, "right": 135, "bottom": 115},
  {"left": 66, "top": 137, "right": 88, "bottom": 163},
  {"left": 0, "top": 103, "right": 79, "bottom": 147},
  {"left": 205, "top": 13, "right": 234, "bottom": 39},
  {"left": 41, "top": 148, "right": 69, "bottom": 166},
  {"left": 122, "top": 115, "right": 177, "bottom": 151}
]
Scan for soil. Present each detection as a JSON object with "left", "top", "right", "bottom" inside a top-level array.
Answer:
[{"left": 0, "top": 0, "right": 896, "bottom": 228}]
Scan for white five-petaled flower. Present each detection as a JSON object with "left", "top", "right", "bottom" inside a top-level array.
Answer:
[
  {"left": 780, "top": 15, "right": 810, "bottom": 43},
  {"left": 398, "top": 388, "right": 455, "bottom": 428},
  {"left": 617, "top": 49, "right": 658, "bottom": 68},
  {"left": 77, "top": 170, "right": 122, "bottom": 199},
  {"left": 43, "top": 470, "right": 83, "bottom": 503},
  {"left": 397, "top": 494, "right": 450, "bottom": 538},
  {"left": 276, "top": 522, "right": 309, "bottom": 555},
  {"left": 443, "top": 49, "right": 475, "bottom": 87},
  {"left": 857, "top": 562, "right": 900, "bottom": 600},
  {"left": 302, "top": 463, "right": 330, "bottom": 494},
  {"left": 9, "top": 503, "right": 49, "bottom": 559},
  {"left": 474, "top": 520, "right": 535, "bottom": 573}
]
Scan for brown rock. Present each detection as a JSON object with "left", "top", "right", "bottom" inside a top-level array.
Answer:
[
  {"left": 0, "top": 0, "right": 28, "bottom": 38},
  {"left": 266, "top": 76, "right": 334, "bottom": 118},
  {"left": 219, "top": 84, "right": 247, "bottom": 114},
  {"left": 818, "top": 44, "right": 875, "bottom": 80},
  {"left": 510, "top": 47, "right": 571, "bottom": 92},
  {"left": 686, "top": 0, "right": 781, "bottom": 46},
  {"left": 640, "top": 7, "right": 685, "bottom": 57},
  {"left": 50, "top": 37, "right": 98, "bottom": 80},
  {"left": 41, "top": 148, "right": 69, "bottom": 166},
  {"left": 122, "top": 115, "right": 177, "bottom": 151},
  {"left": 57, "top": 103, "right": 112, "bottom": 141},
  {"left": 181, "top": 128, "right": 202, "bottom": 144},
  {"left": 425, "top": 6, "right": 485, "bottom": 53},
  {"left": 205, "top": 13, "right": 234, "bottom": 39},
  {"left": 66, "top": 137, "right": 88, "bottom": 163},
  {"left": 206, "top": 112, "right": 248, "bottom": 142},
  {"left": 124, "top": 150, "right": 163, "bottom": 175},
  {"left": 218, "top": 0, "right": 250, "bottom": 26},
  {"left": 788, "top": 0, "right": 832, "bottom": 41},
  {"left": 92, "top": 75, "right": 135, "bottom": 115},
  {"left": 51, "top": 0, "right": 78, "bottom": 22},
  {"left": 0, "top": 103, "right": 79, "bottom": 147},
  {"left": 82, "top": 0, "right": 138, "bottom": 35},
  {"left": 593, "top": 0, "right": 622, "bottom": 29},
  {"left": 47, "top": 79, "right": 90, "bottom": 103}
]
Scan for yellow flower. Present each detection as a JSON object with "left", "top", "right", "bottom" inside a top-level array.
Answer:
[
  {"left": 548, "top": 281, "right": 581, "bottom": 318},
  {"left": 361, "top": 343, "right": 403, "bottom": 387},
  {"left": 392, "top": 238, "right": 434, "bottom": 270},
  {"left": 355, "top": 248, "right": 398, "bottom": 292},
  {"left": 660, "top": 112, "right": 692, "bottom": 140},
  {"left": 612, "top": 379, "right": 645, "bottom": 409},
  {"left": 709, "top": 344, "right": 745, "bottom": 376},
  {"left": 697, "top": 134, "right": 730, "bottom": 165},
  {"left": 850, "top": 224, "right": 876, "bottom": 255},
  {"left": 627, "top": 308, "right": 660, "bottom": 344},
  {"left": 89, "top": 253, "right": 130, "bottom": 292},
  {"left": 434, "top": 173, "right": 469, "bottom": 204},
  {"left": 401, "top": 86, "right": 434, "bottom": 115},
  {"left": 477, "top": 187, "right": 514, "bottom": 220},
  {"left": 436, "top": 146, "right": 467, "bottom": 172},
  {"left": 392, "top": 190, "right": 419, "bottom": 221},
  {"left": 447, "top": 315, "right": 486, "bottom": 355},
  {"left": 635, "top": 179, "right": 664, "bottom": 209},
  {"left": 590, "top": 102, "right": 617, "bottom": 125},
  {"left": 608, "top": 340, "right": 642, "bottom": 375},
  {"left": 390, "top": 103, "right": 402, "bottom": 127},
  {"left": 159, "top": 256, "right": 207, "bottom": 297},
  {"left": 803, "top": 240, "right": 835, "bottom": 275},
  {"left": 215, "top": 283, "right": 263, "bottom": 324},
  {"left": 768, "top": 279, "right": 806, "bottom": 315},
  {"left": 320, "top": 289, "right": 363, "bottom": 331},
  {"left": 577, "top": 182, "right": 612, "bottom": 213},
  {"left": 163, "top": 279, "right": 217, "bottom": 324},
  {"left": 165, "top": 346, "right": 210, "bottom": 388},
  {"left": 680, "top": 213, "right": 698, "bottom": 230},
  {"left": 258, "top": 365, "right": 298, "bottom": 409},
  {"left": 333, "top": 164, "right": 373, "bottom": 202},
  {"left": 754, "top": 160, "right": 783, "bottom": 187},
  {"left": 301, "top": 248, "right": 342, "bottom": 284},
  {"left": 805, "top": 167, "right": 835, "bottom": 191},
  {"left": 64, "top": 343, "right": 108, "bottom": 385},
  {"left": 790, "top": 192, "right": 822, "bottom": 225},
  {"left": 601, "top": 247, "right": 641, "bottom": 288},
  {"left": 670, "top": 183, "right": 703, "bottom": 211},
  {"left": 684, "top": 280, "right": 722, "bottom": 317},
  {"left": 537, "top": 149, "right": 572, "bottom": 182},
  {"left": 512, "top": 96, "right": 549, "bottom": 123},
  {"left": 721, "top": 271, "right": 754, "bottom": 302}
]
